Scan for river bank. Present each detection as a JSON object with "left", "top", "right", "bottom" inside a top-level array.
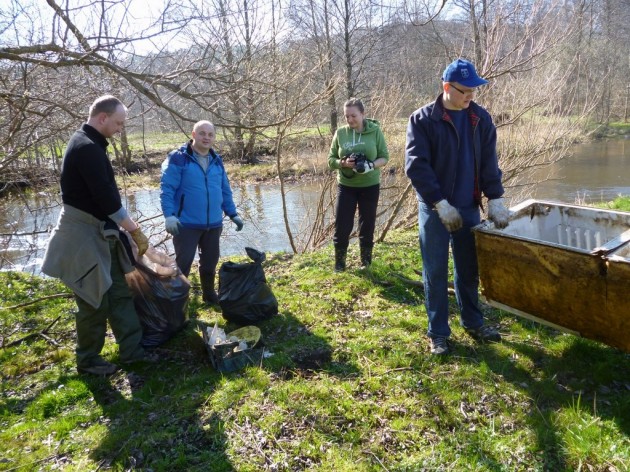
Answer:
[
  {"left": 1, "top": 226, "right": 629, "bottom": 470},
  {"left": 2, "top": 121, "right": 629, "bottom": 198}
]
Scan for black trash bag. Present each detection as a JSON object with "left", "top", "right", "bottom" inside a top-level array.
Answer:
[
  {"left": 218, "top": 247, "right": 278, "bottom": 325},
  {"left": 125, "top": 247, "right": 190, "bottom": 348}
]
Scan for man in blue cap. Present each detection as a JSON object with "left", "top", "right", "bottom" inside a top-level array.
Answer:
[{"left": 405, "top": 58, "right": 510, "bottom": 356}]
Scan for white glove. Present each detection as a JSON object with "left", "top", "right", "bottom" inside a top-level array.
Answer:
[
  {"left": 435, "top": 199, "right": 463, "bottom": 232},
  {"left": 164, "top": 215, "right": 182, "bottom": 235},
  {"left": 488, "top": 198, "right": 510, "bottom": 229},
  {"left": 354, "top": 160, "right": 375, "bottom": 174},
  {"left": 230, "top": 214, "right": 244, "bottom": 231}
]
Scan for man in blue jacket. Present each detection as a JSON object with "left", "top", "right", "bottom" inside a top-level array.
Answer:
[
  {"left": 405, "top": 59, "right": 510, "bottom": 356},
  {"left": 160, "top": 121, "right": 244, "bottom": 304}
]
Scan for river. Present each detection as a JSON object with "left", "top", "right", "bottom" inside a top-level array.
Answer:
[
  {"left": 532, "top": 139, "right": 630, "bottom": 202},
  {"left": 1, "top": 138, "right": 629, "bottom": 274}
]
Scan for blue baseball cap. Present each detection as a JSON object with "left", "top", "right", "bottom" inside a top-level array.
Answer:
[{"left": 442, "top": 59, "right": 488, "bottom": 87}]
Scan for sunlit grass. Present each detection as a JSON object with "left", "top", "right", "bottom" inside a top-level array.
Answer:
[
  {"left": 603, "top": 195, "right": 630, "bottom": 212},
  {"left": 1, "top": 228, "right": 629, "bottom": 470}
]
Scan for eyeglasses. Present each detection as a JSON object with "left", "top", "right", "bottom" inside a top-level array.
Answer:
[{"left": 449, "top": 83, "right": 476, "bottom": 95}]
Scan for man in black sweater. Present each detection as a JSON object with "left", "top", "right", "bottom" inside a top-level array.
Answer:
[{"left": 43, "top": 95, "right": 154, "bottom": 375}]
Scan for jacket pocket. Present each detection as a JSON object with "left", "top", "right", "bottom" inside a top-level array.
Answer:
[{"left": 75, "top": 263, "right": 98, "bottom": 288}]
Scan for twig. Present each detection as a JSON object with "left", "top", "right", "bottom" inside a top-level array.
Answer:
[
  {"left": 39, "top": 333, "right": 60, "bottom": 347},
  {"left": 4, "top": 315, "right": 62, "bottom": 348},
  {"left": 379, "top": 367, "right": 436, "bottom": 381},
  {"left": 392, "top": 273, "right": 456, "bottom": 296},
  {"left": 363, "top": 450, "right": 390, "bottom": 471},
  {"left": 4, "top": 454, "right": 59, "bottom": 472},
  {"left": 0, "top": 293, "right": 73, "bottom": 310}
]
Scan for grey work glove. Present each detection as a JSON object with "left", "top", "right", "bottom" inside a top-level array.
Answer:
[
  {"left": 164, "top": 215, "right": 182, "bottom": 235},
  {"left": 130, "top": 227, "right": 149, "bottom": 257},
  {"left": 435, "top": 199, "right": 463, "bottom": 232},
  {"left": 488, "top": 198, "right": 510, "bottom": 229},
  {"left": 230, "top": 214, "right": 244, "bottom": 231},
  {"left": 354, "top": 160, "right": 375, "bottom": 174}
]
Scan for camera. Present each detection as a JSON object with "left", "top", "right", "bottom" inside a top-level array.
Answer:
[{"left": 350, "top": 153, "right": 368, "bottom": 173}]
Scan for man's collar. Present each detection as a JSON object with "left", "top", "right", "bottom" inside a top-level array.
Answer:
[{"left": 82, "top": 123, "right": 108, "bottom": 147}]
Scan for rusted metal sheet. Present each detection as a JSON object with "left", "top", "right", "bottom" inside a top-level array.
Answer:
[
  {"left": 605, "top": 246, "right": 630, "bottom": 351},
  {"left": 474, "top": 199, "right": 630, "bottom": 352}
]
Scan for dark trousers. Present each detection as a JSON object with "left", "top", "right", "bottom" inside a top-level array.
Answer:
[
  {"left": 333, "top": 183, "right": 380, "bottom": 248},
  {"left": 173, "top": 226, "right": 223, "bottom": 278},
  {"left": 74, "top": 239, "right": 144, "bottom": 367}
]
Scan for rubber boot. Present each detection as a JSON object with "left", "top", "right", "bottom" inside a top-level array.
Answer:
[
  {"left": 200, "top": 273, "right": 219, "bottom": 305},
  {"left": 334, "top": 245, "right": 347, "bottom": 272},
  {"left": 360, "top": 244, "right": 373, "bottom": 269}
]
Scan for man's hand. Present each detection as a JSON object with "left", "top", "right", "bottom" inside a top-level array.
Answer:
[
  {"left": 488, "top": 198, "right": 510, "bottom": 229},
  {"left": 435, "top": 199, "right": 463, "bottom": 232},
  {"left": 130, "top": 227, "right": 149, "bottom": 257},
  {"left": 164, "top": 215, "right": 181, "bottom": 235},
  {"left": 230, "top": 215, "right": 244, "bottom": 231}
]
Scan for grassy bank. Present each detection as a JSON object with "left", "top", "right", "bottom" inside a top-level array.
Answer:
[
  {"left": 603, "top": 195, "right": 630, "bottom": 211},
  {"left": 591, "top": 121, "right": 630, "bottom": 139},
  {"left": 1, "top": 224, "right": 629, "bottom": 471}
]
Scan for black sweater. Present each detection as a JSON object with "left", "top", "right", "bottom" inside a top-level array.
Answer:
[{"left": 60, "top": 124, "right": 123, "bottom": 223}]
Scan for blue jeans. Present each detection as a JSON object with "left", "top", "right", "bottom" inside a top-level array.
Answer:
[{"left": 418, "top": 201, "right": 484, "bottom": 339}]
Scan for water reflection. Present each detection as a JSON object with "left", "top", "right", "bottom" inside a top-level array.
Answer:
[
  {"left": 0, "top": 181, "right": 331, "bottom": 274},
  {"left": 532, "top": 139, "right": 630, "bottom": 203}
]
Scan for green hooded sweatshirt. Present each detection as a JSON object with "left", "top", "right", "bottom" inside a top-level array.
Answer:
[{"left": 328, "top": 118, "right": 390, "bottom": 187}]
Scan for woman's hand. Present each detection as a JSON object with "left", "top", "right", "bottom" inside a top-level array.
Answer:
[{"left": 340, "top": 156, "right": 356, "bottom": 168}]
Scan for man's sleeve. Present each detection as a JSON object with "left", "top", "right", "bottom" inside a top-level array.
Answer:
[
  {"left": 160, "top": 153, "right": 183, "bottom": 217},
  {"left": 479, "top": 116, "right": 504, "bottom": 200},
  {"left": 404, "top": 116, "right": 443, "bottom": 205},
  {"left": 220, "top": 169, "right": 237, "bottom": 217}
]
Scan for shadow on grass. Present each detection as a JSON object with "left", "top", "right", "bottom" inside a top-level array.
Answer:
[
  {"left": 198, "top": 310, "right": 360, "bottom": 379},
  {"left": 79, "top": 305, "right": 357, "bottom": 470},
  {"left": 457, "top": 324, "right": 630, "bottom": 470},
  {"left": 76, "top": 321, "right": 233, "bottom": 471}
]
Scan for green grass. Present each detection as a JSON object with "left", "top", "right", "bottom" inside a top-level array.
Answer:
[
  {"left": 607, "top": 122, "right": 630, "bottom": 133},
  {"left": 1, "top": 228, "right": 629, "bottom": 471},
  {"left": 126, "top": 131, "right": 184, "bottom": 152},
  {"left": 602, "top": 195, "right": 630, "bottom": 212}
]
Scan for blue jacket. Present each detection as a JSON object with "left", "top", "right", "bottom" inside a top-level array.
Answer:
[
  {"left": 405, "top": 94, "right": 504, "bottom": 207},
  {"left": 160, "top": 142, "right": 237, "bottom": 230}
]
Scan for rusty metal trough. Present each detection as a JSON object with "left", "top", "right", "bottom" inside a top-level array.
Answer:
[{"left": 473, "top": 199, "right": 630, "bottom": 352}]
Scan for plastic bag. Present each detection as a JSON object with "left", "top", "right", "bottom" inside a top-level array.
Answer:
[
  {"left": 202, "top": 323, "right": 265, "bottom": 372},
  {"left": 125, "top": 246, "right": 190, "bottom": 347},
  {"left": 218, "top": 247, "right": 278, "bottom": 325}
]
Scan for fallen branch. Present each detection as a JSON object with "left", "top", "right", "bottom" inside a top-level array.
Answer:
[
  {"left": 392, "top": 273, "right": 456, "bottom": 296},
  {"left": 4, "top": 315, "right": 62, "bottom": 348},
  {"left": 0, "top": 293, "right": 72, "bottom": 310}
]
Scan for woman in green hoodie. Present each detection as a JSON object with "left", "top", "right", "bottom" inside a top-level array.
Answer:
[{"left": 328, "top": 98, "right": 390, "bottom": 271}]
